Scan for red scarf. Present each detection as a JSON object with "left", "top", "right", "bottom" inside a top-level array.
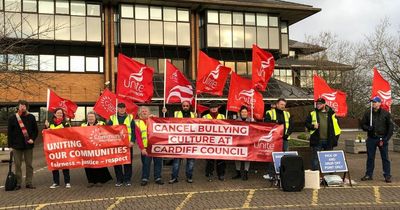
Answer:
[
  {"left": 54, "top": 118, "right": 63, "bottom": 125},
  {"left": 15, "top": 113, "right": 30, "bottom": 143}
]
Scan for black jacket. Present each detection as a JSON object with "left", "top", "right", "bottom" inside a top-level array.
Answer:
[
  {"left": 361, "top": 108, "right": 393, "bottom": 140},
  {"left": 305, "top": 107, "right": 340, "bottom": 148},
  {"left": 264, "top": 109, "right": 293, "bottom": 140},
  {"left": 7, "top": 113, "right": 39, "bottom": 150}
]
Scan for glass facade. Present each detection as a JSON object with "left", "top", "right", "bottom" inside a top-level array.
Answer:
[
  {"left": 205, "top": 10, "right": 284, "bottom": 49},
  {"left": 273, "top": 68, "right": 293, "bottom": 85},
  {"left": 119, "top": 4, "right": 190, "bottom": 46},
  {"left": 114, "top": 57, "right": 186, "bottom": 74},
  {"left": 300, "top": 70, "right": 342, "bottom": 88},
  {"left": 0, "top": 0, "right": 102, "bottom": 42}
]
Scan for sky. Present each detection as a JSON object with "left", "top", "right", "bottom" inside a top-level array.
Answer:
[{"left": 289, "top": 0, "right": 400, "bottom": 43}]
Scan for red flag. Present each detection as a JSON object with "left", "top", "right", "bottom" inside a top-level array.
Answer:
[
  {"left": 117, "top": 53, "right": 154, "bottom": 103},
  {"left": 371, "top": 67, "right": 392, "bottom": 111},
  {"left": 47, "top": 89, "right": 78, "bottom": 119},
  {"left": 196, "top": 51, "right": 231, "bottom": 96},
  {"left": 94, "top": 89, "right": 139, "bottom": 119},
  {"left": 165, "top": 60, "right": 194, "bottom": 104},
  {"left": 227, "top": 73, "right": 264, "bottom": 120},
  {"left": 252, "top": 44, "right": 275, "bottom": 91},
  {"left": 196, "top": 104, "right": 209, "bottom": 115},
  {"left": 313, "top": 75, "right": 348, "bottom": 117}
]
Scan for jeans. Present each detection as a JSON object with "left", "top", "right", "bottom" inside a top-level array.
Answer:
[
  {"left": 52, "top": 169, "right": 70, "bottom": 185},
  {"left": 141, "top": 154, "right": 163, "bottom": 181},
  {"left": 235, "top": 161, "right": 250, "bottom": 171},
  {"left": 311, "top": 140, "right": 331, "bottom": 171},
  {"left": 171, "top": 158, "right": 195, "bottom": 179},
  {"left": 365, "top": 137, "right": 391, "bottom": 178},
  {"left": 13, "top": 149, "right": 33, "bottom": 186},
  {"left": 205, "top": 159, "right": 226, "bottom": 177},
  {"left": 114, "top": 148, "right": 133, "bottom": 183}
]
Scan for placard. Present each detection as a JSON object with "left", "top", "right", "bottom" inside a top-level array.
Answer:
[{"left": 318, "top": 150, "right": 348, "bottom": 173}]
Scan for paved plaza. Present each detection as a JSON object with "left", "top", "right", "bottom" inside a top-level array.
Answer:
[{"left": 1, "top": 131, "right": 400, "bottom": 210}]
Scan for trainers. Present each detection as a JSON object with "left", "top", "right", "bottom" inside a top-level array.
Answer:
[
  {"left": 124, "top": 182, "right": 132, "bottom": 187},
  {"left": 263, "top": 174, "right": 273, "bottom": 180},
  {"left": 65, "top": 183, "right": 71, "bottom": 188},
  {"left": 50, "top": 183, "right": 59, "bottom": 189},
  {"left": 115, "top": 182, "right": 123, "bottom": 187},
  {"left": 186, "top": 178, "right": 193, "bottom": 183},
  {"left": 385, "top": 176, "right": 392, "bottom": 183},
  {"left": 169, "top": 178, "right": 178, "bottom": 184},
  {"left": 155, "top": 179, "right": 164, "bottom": 185},
  {"left": 361, "top": 175, "right": 373, "bottom": 181}
]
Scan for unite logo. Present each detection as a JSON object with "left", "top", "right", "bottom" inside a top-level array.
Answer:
[
  {"left": 123, "top": 67, "right": 147, "bottom": 94},
  {"left": 100, "top": 96, "right": 115, "bottom": 113},
  {"left": 171, "top": 71, "right": 178, "bottom": 83},
  {"left": 321, "top": 92, "right": 337, "bottom": 101},
  {"left": 378, "top": 90, "right": 391, "bottom": 100},
  {"left": 235, "top": 89, "right": 255, "bottom": 106},
  {"left": 56, "top": 100, "right": 68, "bottom": 111},
  {"left": 257, "top": 57, "right": 274, "bottom": 77},
  {"left": 167, "top": 85, "right": 194, "bottom": 103},
  {"left": 89, "top": 127, "right": 126, "bottom": 147},
  {"left": 202, "top": 64, "right": 221, "bottom": 89},
  {"left": 320, "top": 92, "right": 339, "bottom": 112},
  {"left": 254, "top": 128, "right": 277, "bottom": 152}
]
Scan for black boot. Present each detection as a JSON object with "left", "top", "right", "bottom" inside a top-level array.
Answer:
[
  {"left": 232, "top": 170, "right": 241, "bottom": 179},
  {"left": 242, "top": 170, "right": 248, "bottom": 181}
]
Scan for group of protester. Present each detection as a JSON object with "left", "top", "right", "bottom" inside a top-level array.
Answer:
[{"left": 7, "top": 96, "right": 393, "bottom": 190}]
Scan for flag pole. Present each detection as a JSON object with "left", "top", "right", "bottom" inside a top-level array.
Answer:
[
  {"left": 370, "top": 101, "right": 372, "bottom": 126},
  {"left": 163, "top": 59, "right": 167, "bottom": 118},
  {"left": 251, "top": 91, "right": 254, "bottom": 121},
  {"left": 194, "top": 93, "right": 198, "bottom": 117},
  {"left": 46, "top": 88, "right": 50, "bottom": 121},
  {"left": 116, "top": 98, "right": 118, "bottom": 117}
]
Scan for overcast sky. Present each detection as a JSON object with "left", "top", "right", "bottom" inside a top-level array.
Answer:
[{"left": 289, "top": 0, "right": 400, "bottom": 43}]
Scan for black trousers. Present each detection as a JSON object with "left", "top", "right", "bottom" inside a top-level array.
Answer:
[
  {"left": 52, "top": 169, "right": 70, "bottom": 185},
  {"left": 205, "top": 159, "right": 226, "bottom": 177}
]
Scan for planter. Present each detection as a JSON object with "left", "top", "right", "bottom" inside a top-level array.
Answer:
[
  {"left": 393, "top": 138, "right": 400, "bottom": 152},
  {"left": 345, "top": 139, "right": 366, "bottom": 154}
]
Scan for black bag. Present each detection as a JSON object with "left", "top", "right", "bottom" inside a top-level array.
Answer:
[
  {"left": 5, "top": 151, "right": 17, "bottom": 191},
  {"left": 280, "top": 155, "right": 304, "bottom": 192}
]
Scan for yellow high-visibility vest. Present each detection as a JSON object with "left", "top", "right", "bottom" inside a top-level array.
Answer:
[
  {"left": 174, "top": 111, "right": 196, "bottom": 118},
  {"left": 203, "top": 113, "right": 225, "bottom": 119},
  {"left": 266, "top": 109, "right": 291, "bottom": 137},
  {"left": 135, "top": 119, "right": 148, "bottom": 148},
  {"left": 110, "top": 114, "right": 133, "bottom": 141},
  {"left": 310, "top": 111, "right": 341, "bottom": 136}
]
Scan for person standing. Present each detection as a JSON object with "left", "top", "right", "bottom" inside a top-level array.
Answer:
[
  {"left": 45, "top": 108, "right": 72, "bottom": 189},
  {"left": 82, "top": 111, "right": 112, "bottom": 187},
  {"left": 203, "top": 102, "right": 226, "bottom": 181},
  {"left": 7, "top": 100, "right": 38, "bottom": 190},
  {"left": 136, "top": 106, "right": 164, "bottom": 186},
  {"left": 305, "top": 98, "right": 341, "bottom": 171},
  {"left": 360, "top": 96, "right": 393, "bottom": 183},
  {"left": 107, "top": 103, "right": 136, "bottom": 187},
  {"left": 232, "top": 106, "right": 252, "bottom": 181},
  {"left": 168, "top": 101, "right": 196, "bottom": 184},
  {"left": 263, "top": 98, "right": 293, "bottom": 180}
]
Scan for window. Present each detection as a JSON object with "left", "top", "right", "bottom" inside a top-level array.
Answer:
[
  {"left": 237, "top": 62, "right": 247, "bottom": 75},
  {"left": 224, "top": 61, "right": 235, "bottom": 72},
  {"left": 256, "top": 14, "right": 268, "bottom": 27},
  {"left": 38, "top": 0, "right": 53, "bottom": 14},
  {"left": 5, "top": 0, "right": 21, "bottom": 12},
  {"left": 38, "top": 14, "right": 54, "bottom": 40},
  {"left": 207, "top": 24, "right": 219, "bottom": 47},
  {"left": 135, "top": 20, "right": 149, "bottom": 43},
  {"left": 70, "top": 55, "right": 84, "bottom": 72},
  {"left": 5, "top": 12, "right": 22, "bottom": 38},
  {"left": 171, "top": 59, "right": 184, "bottom": 72},
  {"left": 56, "top": 0, "right": 69, "bottom": 14},
  {"left": 269, "top": 16, "right": 278, "bottom": 27},
  {"left": 219, "top": 11, "right": 231, "bottom": 25},
  {"left": 22, "top": 13, "right": 38, "bottom": 39},
  {"left": 120, "top": 19, "right": 134, "bottom": 43},
  {"left": 163, "top": 21, "right": 176, "bottom": 45},
  {"left": 163, "top": 7, "right": 175, "bottom": 21},
  {"left": 177, "top": 22, "right": 189, "bottom": 45},
  {"left": 177, "top": 9, "right": 188, "bottom": 22},
  {"left": 145, "top": 58, "right": 158, "bottom": 72},
  {"left": 257, "top": 27, "right": 268, "bottom": 48},
  {"left": 23, "top": 0, "right": 36, "bottom": 12},
  {"left": 7, "top": 54, "right": 23, "bottom": 70},
  {"left": 150, "top": 6, "right": 161, "bottom": 20},
  {"left": 269, "top": 27, "right": 279, "bottom": 49},
  {"left": 121, "top": 4, "right": 133, "bottom": 18},
  {"left": 72, "top": 106, "right": 85, "bottom": 121},
  {"left": 55, "top": 15, "right": 70, "bottom": 40},
  {"left": 24, "top": 55, "right": 38, "bottom": 70},
  {"left": 99, "top": 57, "right": 103, "bottom": 73},
  {"left": 87, "top": 4, "right": 100, "bottom": 16},
  {"left": 87, "top": 17, "right": 101, "bottom": 42},
  {"left": 232, "top": 26, "right": 244, "bottom": 48},
  {"left": 244, "top": 13, "right": 255, "bottom": 25},
  {"left": 40, "top": 54, "right": 54, "bottom": 71},
  {"left": 150, "top": 20, "right": 163, "bottom": 44},
  {"left": 207, "top": 10, "right": 218, "bottom": 24},
  {"left": 281, "top": 21, "right": 287, "bottom": 33},
  {"left": 56, "top": 56, "right": 69, "bottom": 71},
  {"left": 85, "top": 57, "right": 98, "bottom": 72},
  {"left": 71, "top": 16, "right": 85, "bottom": 41},
  {"left": 71, "top": 1, "right": 85, "bottom": 16},
  {"left": 232, "top": 12, "right": 243, "bottom": 25},
  {"left": 135, "top": 5, "right": 148, "bottom": 20},
  {"left": 220, "top": 25, "right": 232, "bottom": 47},
  {"left": 244, "top": 26, "right": 256, "bottom": 48}
]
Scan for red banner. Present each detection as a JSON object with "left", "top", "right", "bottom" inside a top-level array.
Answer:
[
  {"left": 252, "top": 44, "right": 275, "bottom": 91},
  {"left": 196, "top": 51, "right": 231, "bottom": 96},
  {"left": 47, "top": 89, "right": 78, "bottom": 119},
  {"left": 43, "top": 125, "right": 130, "bottom": 170},
  {"left": 313, "top": 75, "right": 348, "bottom": 117},
  {"left": 227, "top": 72, "right": 265, "bottom": 120},
  {"left": 371, "top": 67, "right": 392, "bottom": 111},
  {"left": 117, "top": 53, "right": 154, "bottom": 103},
  {"left": 147, "top": 118, "right": 283, "bottom": 162}
]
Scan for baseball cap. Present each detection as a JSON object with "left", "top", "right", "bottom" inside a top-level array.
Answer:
[
  {"left": 315, "top": 98, "right": 326, "bottom": 104},
  {"left": 371, "top": 96, "right": 382, "bottom": 103},
  {"left": 117, "top": 103, "right": 126, "bottom": 108}
]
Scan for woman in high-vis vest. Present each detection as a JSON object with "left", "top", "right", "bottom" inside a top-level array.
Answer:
[
  {"left": 44, "top": 108, "right": 72, "bottom": 189},
  {"left": 81, "top": 111, "right": 112, "bottom": 187}
]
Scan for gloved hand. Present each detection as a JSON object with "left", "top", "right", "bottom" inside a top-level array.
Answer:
[
  {"left": 378, "top": 140, "right": 384, "bottom": 148},
  {"left": 366, "top": 126, "right": 374, "bottom": 132}
]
